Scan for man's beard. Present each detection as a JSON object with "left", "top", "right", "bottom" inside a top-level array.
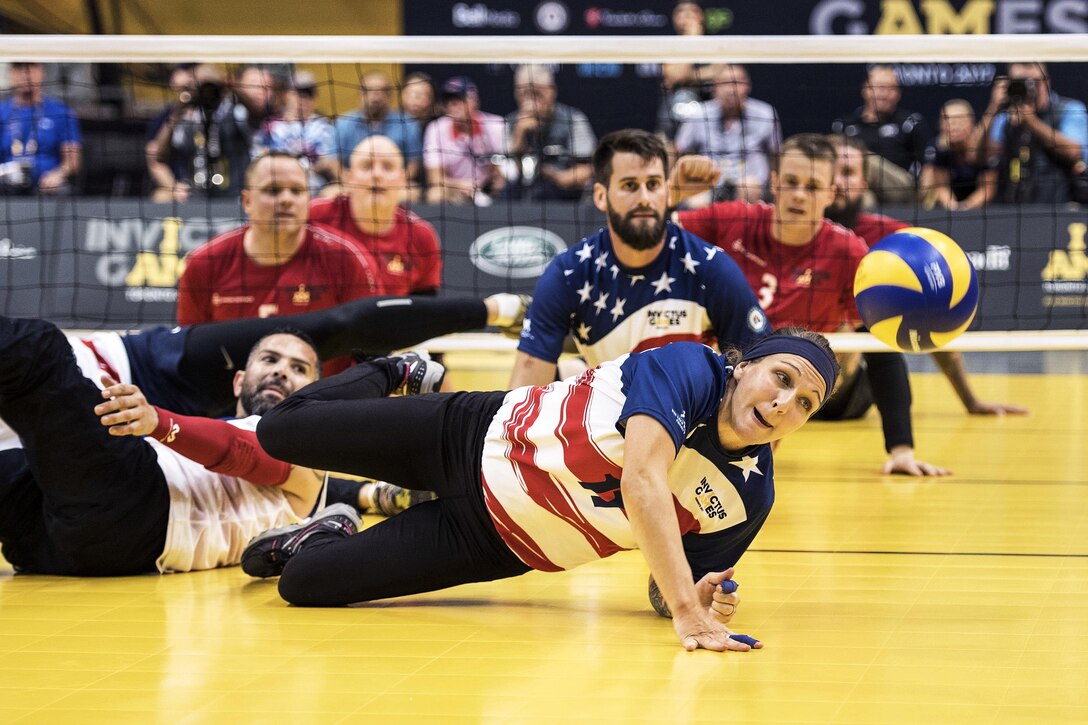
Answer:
[
  {"left": 239, "top": 379, "right": 285, "bottom": 416},
  {"left": 607, "top": 202, "right": 666, "bottom": 251},
  {"left": 824, "top": 195, "right": 864, "bottom": 230}
]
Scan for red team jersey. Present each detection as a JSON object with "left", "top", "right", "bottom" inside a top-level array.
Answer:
[
  {"left": 308, "top": 196, "right": 443, "bottom": 295},
  {"left": 679, "top": 200, "right": 871, "bottom": 332},
  {"left": 853, "top": 212, "right": 909, "bottom": 248},
  {"left": 176, "top": 224, "right": 383, "bottom": 326}
]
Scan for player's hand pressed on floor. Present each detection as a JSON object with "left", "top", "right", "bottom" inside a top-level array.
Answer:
[
  {"left": 672, "top": 604, "right": 761, "bottom": 653},
  {"left": 653, "top": 568, "right": 759, "bottom": 650},
  {"left": 883, "top": 445, "right": 951, "bottom": 476},
  {"left": 965, "top": 399, "right": 1030, "bottom": 416}
]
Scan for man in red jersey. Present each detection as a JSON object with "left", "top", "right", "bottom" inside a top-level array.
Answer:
[
  {"left": 672, "top": 133, "right": 950, "bottom": 475},
  {"left": 824, "top": 135, "right": 1028, "bottom": 418},
  {"left": 309, "top": 135, "right": 443, "bottom": 296},
  {"left": 176, "top": 152, "right": 382, "bottom": 326}
]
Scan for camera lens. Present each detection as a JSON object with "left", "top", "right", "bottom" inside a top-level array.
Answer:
[{"left": 1007, "top": 78, "right": 1028, "bottom": 103}]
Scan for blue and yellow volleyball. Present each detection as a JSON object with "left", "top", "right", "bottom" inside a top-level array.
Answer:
[{"left": 853, "top": 227, "right": 978, "bottom": 352}]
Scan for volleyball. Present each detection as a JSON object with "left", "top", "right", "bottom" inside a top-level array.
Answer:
[{"left": 853, "top": 227, "right": 979, "bottom": 353}]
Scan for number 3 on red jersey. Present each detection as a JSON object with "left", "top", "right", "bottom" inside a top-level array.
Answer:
[{"left": 757, "top": 273, "right": 777, "bottom": 310}]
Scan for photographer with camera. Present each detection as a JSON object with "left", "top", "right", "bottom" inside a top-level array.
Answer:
[
  {"left": 978, "top": 62, "right": 1087, "bottom": 205},
  {"left": 146, "top": 63, "right": 275, "bottom": 201},
  {"left": 145, "top": 64, "right": 196, "bottom": 202},
  {"left": 0, "top": 62, "right": 82, "bottom": 195},
  {"left": 504, "top": 64, "right": 596, "bottom": 202}
]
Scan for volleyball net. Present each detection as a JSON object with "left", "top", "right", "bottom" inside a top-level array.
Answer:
[{"left": 0, "top": 33, "right": 1086, "bottom": 352}]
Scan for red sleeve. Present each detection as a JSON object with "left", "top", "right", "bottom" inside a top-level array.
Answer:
[
  {"left": 310, "top": 224, "right": 385, "bottom": 299},
  {"left": 150, "top": 407, "right": 292, "bottom": 486},
  {"left": 307, "top": 195, "right": 338, "bottom": 226},
  {"left": 176, "top": 248, "right": 213, "bottom": 325},
  {"left": 853, "top": 213, "right": 909, "bottom": 248},
  {"left": 677, "top": 200, "right": 747, "bottom": 249},
  {"left": 840, "top": 231, "right": 871, "bottom": 326},
  {"left": 339, "top": 244, "right": 385, "bottom": 298},
  {"left": 408, "top": 216, "right": 443, "bottom": 293}
]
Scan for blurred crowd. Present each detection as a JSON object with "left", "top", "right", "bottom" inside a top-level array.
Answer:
[{"left": 1, "top": 3, "right": 1085, "bottom": 208}]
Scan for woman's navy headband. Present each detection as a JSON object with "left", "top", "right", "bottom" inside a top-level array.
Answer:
[{"left": 740, "top": 336, "right": 837, "bottom": 398}]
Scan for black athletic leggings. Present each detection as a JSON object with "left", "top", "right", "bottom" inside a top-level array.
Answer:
[
  {"left": 0, "top": 317, "right": 169, "bottom": 575},
  {"left": 180, "top": 296, "right": 488, "bottom": 416},
  {"left": 257, "top": 360, "right": 530, "bottom": 606},
  {"left": 813, "top": 351, "right": 913, "bottom": 452}
]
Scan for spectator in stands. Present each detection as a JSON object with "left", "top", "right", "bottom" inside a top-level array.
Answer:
[
  {"left": 235, "top": 65, "right": 278, "bottom": 123},
  {"left": 309, "top": 135, "right": 442, "bottom": 296},
  {"left": 335, "top": 71, "right": 422, "bottom": 184},
  {"left": 400, "top": 72, "right": 438, "bottom": 195},
  {"left": 831, "top": 65, "right": 927, "bottom": 194},
  {"left": 504, "top": 64, "right": 596, "bottom": 201},
  {"left": 423, "top": 76, "right": 505, "bottom": 206},
  {"left": 674, "top": 64, "right": 780, "bottom": 203},
  {"left": 401, "top": 72, "right": 439, "bottom": 130},
  {"left": 145, "top": 64, "right": 197, "bottom": 202},
  {"left": 921, "top": 99, "right": 996, "bottom": 210},
  {"left": 656, "top": 1, "right": 722, "bottom": 142},
  {"left": 254, "top": 70, "right": 339, "bottom": 195},
  {"left": 176, "top": 152, "right": 382, "bottom": 331},
  {"left": 978, "top": 62, "right": 1088, "bottom": 204},
  {"left": 148, "top": 63, "right": 271, "bottom": 199},
  {"left": 0, "top": 62, "right": 82, "bottom": 195}
]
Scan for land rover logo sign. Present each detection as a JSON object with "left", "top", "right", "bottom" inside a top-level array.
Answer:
[{"left": 469, "top": 226, "right": 566, "bottom": 278}]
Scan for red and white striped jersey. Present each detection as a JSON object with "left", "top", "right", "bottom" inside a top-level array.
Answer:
[{"left": 480, "top": 342, "right": 775, "bottom": 577}]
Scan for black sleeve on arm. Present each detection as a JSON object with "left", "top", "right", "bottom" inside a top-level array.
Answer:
[
  {"left": 179, "top": 297, "right": 487, "bottom": 415},
  {"left": 863, "top": 350, "right": 914, "bottom": 452}
]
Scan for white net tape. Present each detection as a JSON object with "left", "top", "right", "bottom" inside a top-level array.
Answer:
[{"left": 4, "top": 32, "right": 1088, "bottom": 64}]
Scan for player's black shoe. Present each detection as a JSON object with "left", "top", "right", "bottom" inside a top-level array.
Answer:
[
  {"left": 395, "top": 352, "right": 446, "bottom": 396},
  {"left": 241, "top": 503, "right": 360, "bottom": 579}
]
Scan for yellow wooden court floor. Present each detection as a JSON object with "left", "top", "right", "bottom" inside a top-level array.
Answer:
[{"left": 1, "top": 354, "right": 1086, "bottom": 724}]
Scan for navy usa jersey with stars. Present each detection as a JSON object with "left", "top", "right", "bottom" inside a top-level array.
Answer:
[
  {"left": 481, "top": 342, "right": 774, "bottom": 579},
  {"left": 517, "top": 221, "right": 770, "bottom": 367}
]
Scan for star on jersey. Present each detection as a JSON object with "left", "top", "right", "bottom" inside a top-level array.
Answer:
[
  {"left": 610, "top": 264, "right": 620, "bottom": 280},
  {"left": 595, "top": 252, "right": 609, "bottom": 270},
  {"left": 577, "top": 280, "right": 593, "bottom": 303},
  {"left": 610, "top": 297, "right": 627, "bottom": 322},
  {"left": 576, "top": 322, "right": 592, "bottom": 340},
  {"left": 650, "top": 271, "right": 676, "bottom": 295},
  {"left": 729, "top": 455, "right": 763, "bottom": 482},
  {"left": 680, "top": 252, "right": 701, "bottom": 275},
  {"left": 594, "top": 292, "right": 610, "bottom": 314},
  {"left": 575, "top": 242, "right": 594, "bottom": 263},
  {"left": 704, "top": 246, "right": 719, "bottom": 261},
  {"left": 628, "top": 274, "right": 645, "bottom": 286},
  {"left": 668, "top": 235, "right": 678, "bottom": 250}
]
